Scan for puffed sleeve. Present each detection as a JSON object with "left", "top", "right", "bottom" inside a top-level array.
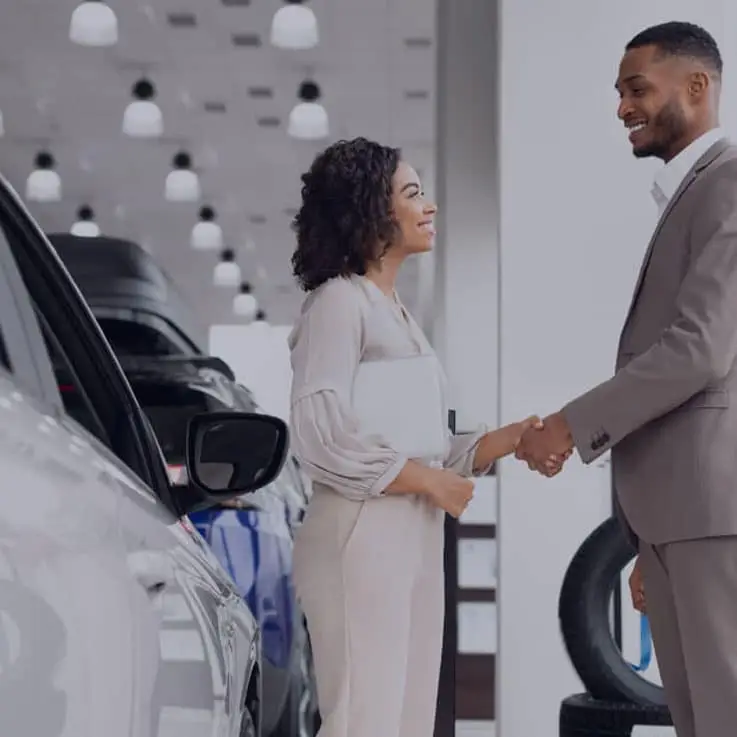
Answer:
[
  {"left": 288, "top": 278, "right": 407, "bottom": 501},
  {"left": 445, "top": 425, "right": 492, "bottom": 477}
]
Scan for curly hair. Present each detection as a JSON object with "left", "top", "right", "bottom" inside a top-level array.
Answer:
[{"left": 291, "top": 137, "right": 401, "bottom": 292}]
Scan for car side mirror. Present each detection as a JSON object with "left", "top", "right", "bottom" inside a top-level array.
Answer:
[{"left": 185, "top": 412, "right": 288, "bottom": 499}]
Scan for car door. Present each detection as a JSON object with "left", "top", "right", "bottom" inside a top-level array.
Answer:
[{"left": 0, "top": 177, "right": 257, "bottom": 736}]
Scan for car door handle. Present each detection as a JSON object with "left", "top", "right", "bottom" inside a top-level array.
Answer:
[{"left": 127, "top": 550, "right": 174, "bottom": 595}]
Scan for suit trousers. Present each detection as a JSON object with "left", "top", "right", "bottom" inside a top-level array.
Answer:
[
  {"left": 292, "top": 485, "right": 445, "bottom": 737},
  {"left": 639, "top": 536, "right": 737, "bottom": 737}
]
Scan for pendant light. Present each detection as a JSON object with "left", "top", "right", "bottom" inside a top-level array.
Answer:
[
  {"left": 69, "top": 1, "right": 118, "bottom": 47},
  {"left": 165, "top": 152, "right": 200, "bottom": 202},
  {"left": 122, "top": 79, "right": 163, "bottom": 138},
  {"left": 270, "top": 0, "right": 319, "bottom": 50},
  {"left": 288, "top": 80, "right": 328, "bottom": 140},
  {"left": 233, "top": 282, "right": 258, "bottom": 320},
  {"left": 190, "top": 206, "right": 223, "bottom": 250},
  {"left": 70, "top": 205, "right": 101, "bottom": 237},
  {"left": 213, "top": 249, "right": 241, "bottom": 287},
  {"left": 26, "top": 152, "right": 62, "bottom": 202}
]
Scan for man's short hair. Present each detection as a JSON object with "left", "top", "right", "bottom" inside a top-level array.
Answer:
[{"left": 626, "top": 21, "right": 722, "bottom": 76}]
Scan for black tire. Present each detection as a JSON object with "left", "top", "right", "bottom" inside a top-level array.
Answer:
[
  {"left": 558, "top": 516, "right": 666, "bottom": 707},
  {"left": 242, "top": 667, "right": 262, "bottom": 737},
  {"left": 559, "top": 693, "right": 671, "bottom": 736}
]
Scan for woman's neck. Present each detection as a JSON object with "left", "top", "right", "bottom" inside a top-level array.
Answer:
[{"left": 365, "top": 251, "right": 403, "bottom": 297}]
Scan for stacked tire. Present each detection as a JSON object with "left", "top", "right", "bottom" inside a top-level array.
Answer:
[{"left": 557, "top": 517, "right": 672, "bottom": 736}]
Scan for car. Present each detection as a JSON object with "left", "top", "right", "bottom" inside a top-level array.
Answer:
[
  {"left": 48, "top": 233, "right": 318, "bottom": 737},
  {"left": 0, "top": 173, "right": 290, "bottom": 736}
]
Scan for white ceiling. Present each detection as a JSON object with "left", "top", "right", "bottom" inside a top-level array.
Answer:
[{"left": 0, "top": 0, "right": 437, "bottom": 328}]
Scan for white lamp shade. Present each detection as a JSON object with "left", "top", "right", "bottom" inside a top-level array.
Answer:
[
  {"left": 122, "top": 100, "right": 163, "bottom": 138},
  {"left": 288, "top": 101, "right": 329, "bottom": 140},
  {"left": 69, "top": 2, "right": 118, "bottom": 46},
  {"left": 233, "top": 292, "right": 258, "bottom": 320},
  {"left": 165, "top": 169, "right": 201, "bottom": 202},
  {"left": 270, "top": 5, "right": 319, "bottom": 49},
  {"left": 70, "top": 219, "right": 101, "bottom": 237},
  {"left": 214, "top": 261, "right": 241, "bottom": 287},
  {"left": 190, "top": 221, "right": 223, "bottom": 251},
  {"left": 26, "top": 169, "right": 62, "bottom": 202}
]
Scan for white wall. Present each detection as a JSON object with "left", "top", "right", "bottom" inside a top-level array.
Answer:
[
  {"left": 209, "top": 323, "right": 293, "bottom": 421},
  {"left": 497, "top": 3, "right": 737, "bottom": 736}
]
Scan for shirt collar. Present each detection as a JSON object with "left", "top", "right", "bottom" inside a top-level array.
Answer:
[{"left": 651, "top": 127, "right": 725, "bottom": 210}]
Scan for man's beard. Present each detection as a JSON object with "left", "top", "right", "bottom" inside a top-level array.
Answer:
[{"left": 633, "top": 97, "right": 689, "bottom": 160}]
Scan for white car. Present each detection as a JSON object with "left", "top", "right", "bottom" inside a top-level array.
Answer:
[{"left": 0, "top": 172, "right": 289, "bottom": 737}]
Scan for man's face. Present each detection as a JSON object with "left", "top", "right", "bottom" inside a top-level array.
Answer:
[{"left": 616, "top": 45, "right": 694, "bottom": 161}]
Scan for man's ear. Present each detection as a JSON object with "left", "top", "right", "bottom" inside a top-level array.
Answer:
[{"left": 688, "top": 70, "right": 710, "bottom": 99}]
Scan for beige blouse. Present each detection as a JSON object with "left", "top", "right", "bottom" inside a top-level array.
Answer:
[{"left": 287, "top": 274, "right": 490, "bottom": 501}]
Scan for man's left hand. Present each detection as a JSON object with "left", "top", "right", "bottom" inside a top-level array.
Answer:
[{"left": 515, "top": 411, "right": 574, "bottom": 476}]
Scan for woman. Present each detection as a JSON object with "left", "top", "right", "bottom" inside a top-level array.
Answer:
[{"left": 288, "top": 137, "right": 537, "bottom": 737}]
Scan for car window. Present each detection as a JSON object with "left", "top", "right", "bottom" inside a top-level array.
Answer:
[
  {"left": 35, "top": 307, "right": 110, "bottom": 446},
  {"left": 0, "top": 330, "right": 9, "bottom": 372}
]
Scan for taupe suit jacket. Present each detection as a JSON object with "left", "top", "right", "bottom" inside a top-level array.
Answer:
[{"left": 563, "top": 138, "right": 737, "bottom": 545}]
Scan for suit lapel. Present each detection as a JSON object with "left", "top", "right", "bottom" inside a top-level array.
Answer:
[{"left": 621, "top": 138, "right": 731, "bottom": 329}]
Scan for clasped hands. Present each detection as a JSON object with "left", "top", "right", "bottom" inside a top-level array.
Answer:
[{"left": 514, "top": 412, "right": 574, "bottom": 477}]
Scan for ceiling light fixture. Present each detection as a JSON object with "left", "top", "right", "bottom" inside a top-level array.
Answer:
[
  {"left": 270, "top": 0, "right": 318, "bottom": 50},
  {"left": 251, "top": 308, "right": 270, "bottom": 332},
  {"left": 190, "top": 206, "right": 223, "bottom": 250},
  {"left": 165, "top": 151, "right": 200, "bottom": 202},
  {"left": 213, "top": 248, "right": 241, "bottom": 287},
  {"left": 26, "top": 152, "right": 62, "bottom": 202},
  {"left": 233, "top": 282, "right": 258, "bottom": 320},
  {"left": 70, "top": 205, "right": 101, "bottom": 237},
  {"left": 69, "top": 1, "right": 119, "bottom": 47},
  {"left": 288, "top": 80, "right": 328, "bottom": 140},
  {"left": 122, "top": 79, "right": 163, "bottom": 138}
]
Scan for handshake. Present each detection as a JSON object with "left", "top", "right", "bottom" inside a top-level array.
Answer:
[{"left": 513, "top": 412, "right": 575, "bottom": 477}]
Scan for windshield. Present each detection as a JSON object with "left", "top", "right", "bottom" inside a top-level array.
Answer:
[{"left": 97, "top": 317, "right": 184, "bottom": 357}]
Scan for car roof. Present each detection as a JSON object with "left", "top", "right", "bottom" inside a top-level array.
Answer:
[{"left": 47, "top": 233, "right": 207, "bottom": 353}]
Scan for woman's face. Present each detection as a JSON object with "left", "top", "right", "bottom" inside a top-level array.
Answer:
[{"left": 389, "top": 161, "right": 437, "bottom": 254}]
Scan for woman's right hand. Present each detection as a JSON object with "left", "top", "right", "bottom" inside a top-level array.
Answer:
[{"left": 423, "top": 468, "right": 475, "bottom": 518}]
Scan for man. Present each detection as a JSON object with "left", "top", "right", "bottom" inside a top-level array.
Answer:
[{"left": 516, "top": 21, "right": 737, "bottom": 737}]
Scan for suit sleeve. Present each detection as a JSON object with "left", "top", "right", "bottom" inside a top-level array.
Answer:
[{"left": 562, "top": 165, "right": 737, "bottom": 463}]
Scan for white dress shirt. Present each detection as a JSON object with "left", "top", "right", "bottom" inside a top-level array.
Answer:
[{"left": 651, "top": 127, "right": 726, "bottom": 216}]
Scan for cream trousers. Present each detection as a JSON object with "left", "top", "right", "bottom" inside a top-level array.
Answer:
[{"left": 293, "top": 485, "right": 445, "bottom": 737}]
